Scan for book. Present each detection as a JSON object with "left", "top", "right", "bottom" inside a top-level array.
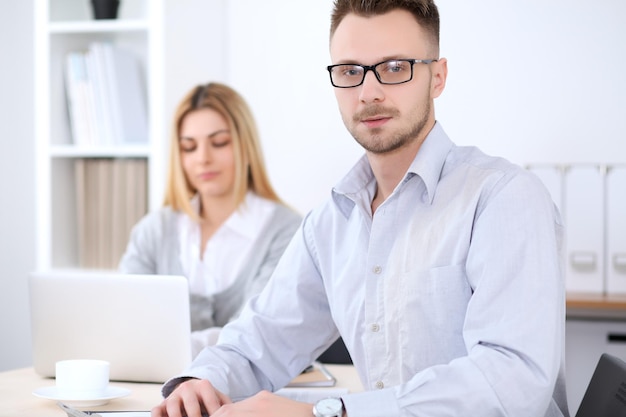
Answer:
[
  {"left": 64, "top": 52, "right": 92, "bottom": 146},
  {"left": 86, "top": 42, "right": 114, "bottom": 146},
  {"left": 105, "top": 45, "right": 148, "bottom": 144},
  {"left": 286, "top": 362, "right": 336, "bottom": 388}
]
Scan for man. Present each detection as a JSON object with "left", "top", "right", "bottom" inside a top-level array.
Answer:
[{"left": 152, "top": 1, "right": 569, "bottom": 416}]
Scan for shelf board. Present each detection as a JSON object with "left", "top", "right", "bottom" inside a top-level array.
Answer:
[
  {"left": 50, "top": 144, "right": 151, "bottom": 158},
  {"left": 48, "top": 19, "right": 149, "bottom": 34}
]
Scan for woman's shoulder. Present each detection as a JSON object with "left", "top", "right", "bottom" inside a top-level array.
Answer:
[
  {"left": 273, "top": 203, "right": 302, "bottom": 224},
  {"left": 260, "top": 198, "right": 302, "bottom": 223},
  {"left": 247, "top": 193, "right": 302, "bottom": 229},
  {"left": 131, "top": 206, "right": 181, "bottom": 234}
]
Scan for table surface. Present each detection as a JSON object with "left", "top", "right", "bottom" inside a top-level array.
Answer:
[
  {"left": 0, "top": 365, "right": 361, "bottom": 417},
  {"left": 566, "top": 292, "right": 626, "bottom": 319}
]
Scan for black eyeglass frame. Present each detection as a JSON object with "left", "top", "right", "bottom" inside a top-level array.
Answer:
[{"left": 326, "top": 58, "right": 438, "bottom": 88}]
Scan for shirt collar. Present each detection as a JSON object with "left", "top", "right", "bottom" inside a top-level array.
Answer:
[
  {"left": 407, "top": 122, "right": 453, "bottom": 205},
  {"left": 189, "top": 191, "right": 267, "bottom": 240},
  {"left": 331, "top": 121, "right": 453, "bottom": 218}
]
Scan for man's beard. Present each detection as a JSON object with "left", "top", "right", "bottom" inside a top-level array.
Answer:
[{"left": 348, "top": 100, "right": 431, "bottom": 155}]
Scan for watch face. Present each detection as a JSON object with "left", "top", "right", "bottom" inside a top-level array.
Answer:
[{"left": 315, "top": 397, "right": 343, "bottom": 417}]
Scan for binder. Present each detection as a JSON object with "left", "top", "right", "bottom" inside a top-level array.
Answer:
[
  {"left": 564, "top": 165, "right": 604, "bottom": 293},
  {"left": 606, "top": 165, "right": 626, "bottom": 294}
]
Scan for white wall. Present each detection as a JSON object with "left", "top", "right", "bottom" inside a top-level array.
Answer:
[
  {"left": 219, "top": 0, "right": 626, "bottom": 216},
  {"left": 224, "top": 1, "right": 362, "bottom": 215},
  {"left": 0, "top": 1, "right": 36, "bottom": 371},
  {"left": 163, "top": 0, "right": 228, "bottom": 132},
  {"left": 436, "top": 0, "right": 626, "bottom": 166}
]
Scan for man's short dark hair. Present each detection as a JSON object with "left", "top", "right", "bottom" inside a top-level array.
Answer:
[{"left": 330, "top": 0, "right": 440, "bottom": 55}]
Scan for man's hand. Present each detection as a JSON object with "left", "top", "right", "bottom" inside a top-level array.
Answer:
[
  {"left": 151, "top": 379, "right": 231, "bottom": 417},
  {"left": 151, "top": 379, "right": 313, "bottom": 417},
  {"left": 210, "top": 390, "right": 313, "bottom": 417}
]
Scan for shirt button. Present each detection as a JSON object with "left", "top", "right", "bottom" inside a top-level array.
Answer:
[
  {"left": 375, "top": 381, "right": 384, "bottom": 389},
  {"left": 373, "top": 266, "right": 382, "bottom": 274},
  {"left": 371, "top": 323, "right": 380, "bottom": 332}
]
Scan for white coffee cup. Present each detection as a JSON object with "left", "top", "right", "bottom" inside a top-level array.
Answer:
[{"left": 55, "top": 359, "right": 110, "bottom": 399}]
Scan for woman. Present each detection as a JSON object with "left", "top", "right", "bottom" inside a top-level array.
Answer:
[{"left": 119, "top": 82, "right": 302, "bottom": 357}]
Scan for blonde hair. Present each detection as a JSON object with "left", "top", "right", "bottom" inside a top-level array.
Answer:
[{"left": 163, "top": 82, "right": 281, "bottom": 220}]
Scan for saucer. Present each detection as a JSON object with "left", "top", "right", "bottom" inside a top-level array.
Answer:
[{"left": 33, "top": 385, "right": 131, "bottom": 407}]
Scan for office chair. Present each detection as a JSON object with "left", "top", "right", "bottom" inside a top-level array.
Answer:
[
  {"left": 575, "top": 353, "right": 626, "bottom": 417},
  {"left": 316, "top": 337, "right": 353, "bottom": 364}
]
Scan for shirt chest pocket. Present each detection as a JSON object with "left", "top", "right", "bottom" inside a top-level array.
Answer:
[{"left": 384, "top": 264, "right": 472, "bottom": 377}]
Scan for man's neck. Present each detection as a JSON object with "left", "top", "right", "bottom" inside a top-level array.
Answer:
[{"left": 368, "top": 123, "right": 434, "bottom": 214}]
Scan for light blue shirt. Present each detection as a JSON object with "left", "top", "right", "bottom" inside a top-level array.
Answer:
[{"left": 164, "top": 122, "right": 569, "bottom": 417}]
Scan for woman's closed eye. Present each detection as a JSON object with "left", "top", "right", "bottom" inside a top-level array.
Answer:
[
  {"left": 179, "top": 137, "right": 197, "bottom": 152},
  {"left": 211, "top": 138, "right": 231, "bottom": 148},
  {"left": 179, "top": 131, "right": 231, "bottom": 152},
  {"left": 209, "top": 130, "right": 231, "bottom": 148}
]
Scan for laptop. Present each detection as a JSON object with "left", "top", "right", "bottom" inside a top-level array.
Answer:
[
  {"left": 29, "top": 271, "right": 192, "bottom": 383},
  {"left": 575, "top": 353, "right": 626, "bottom": 417}
]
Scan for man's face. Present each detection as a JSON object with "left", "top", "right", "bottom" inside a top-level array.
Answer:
[{"left": 329, "top": 9, "right": 446, "bottom": 155}]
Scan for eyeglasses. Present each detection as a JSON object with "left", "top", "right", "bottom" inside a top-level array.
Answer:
[{"left": 327, "top": 58, "right": 437, "bottom": 88}]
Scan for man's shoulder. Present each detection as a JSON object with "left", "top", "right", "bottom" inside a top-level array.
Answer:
[
  {"left": 448, "top": 145, "right": 527, "bottom": 179},
  {"left": 447, "top": 146, "right": 551, "bottom": 205},
  {"left": 301, "top": 194, "right": 349, "bottom": 233}
]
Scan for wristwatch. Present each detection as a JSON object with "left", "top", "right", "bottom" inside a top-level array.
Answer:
[{"left": 313, "top": 397, "right": 345, "bottom": 417}]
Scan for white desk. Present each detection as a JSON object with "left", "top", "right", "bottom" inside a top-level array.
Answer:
[{"left": 0, "top": 365, "right": 362, "bottom": 417}]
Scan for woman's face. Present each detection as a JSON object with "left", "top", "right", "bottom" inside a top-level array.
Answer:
[{"left": 179, "top": 108, "right": 236, "bottom": 202}]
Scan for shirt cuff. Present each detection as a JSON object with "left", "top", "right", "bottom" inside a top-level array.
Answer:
[{"left": 342, "top": 388, "right": 400, "bottom": 417}]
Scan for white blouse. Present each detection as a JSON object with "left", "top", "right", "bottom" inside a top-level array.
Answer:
[{"left": 177, "top": 191, "right": 276, "bottom": 297}]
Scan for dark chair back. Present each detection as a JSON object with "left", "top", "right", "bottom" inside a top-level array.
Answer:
[{"left": 575, "top": 353, "right": 626, "bottom": 417}]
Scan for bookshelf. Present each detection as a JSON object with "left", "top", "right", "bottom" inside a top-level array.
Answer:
[{"left": 34, "top": 0, "right": 164, "bottom": 270}]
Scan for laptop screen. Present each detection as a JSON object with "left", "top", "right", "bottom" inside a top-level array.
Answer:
[{"left": 29, "top": 271, "right": 192, "bottom": 383}]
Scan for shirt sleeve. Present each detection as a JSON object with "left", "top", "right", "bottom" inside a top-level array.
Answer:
[
  {"left": 118, "top": 211, "right": 160, "bottom": 274},
  {"left": 162, "top": 216, "right": 338, "bottom": 401},
  {"left": 191, "top": 327, "right": 222, "bottom": 357}
]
